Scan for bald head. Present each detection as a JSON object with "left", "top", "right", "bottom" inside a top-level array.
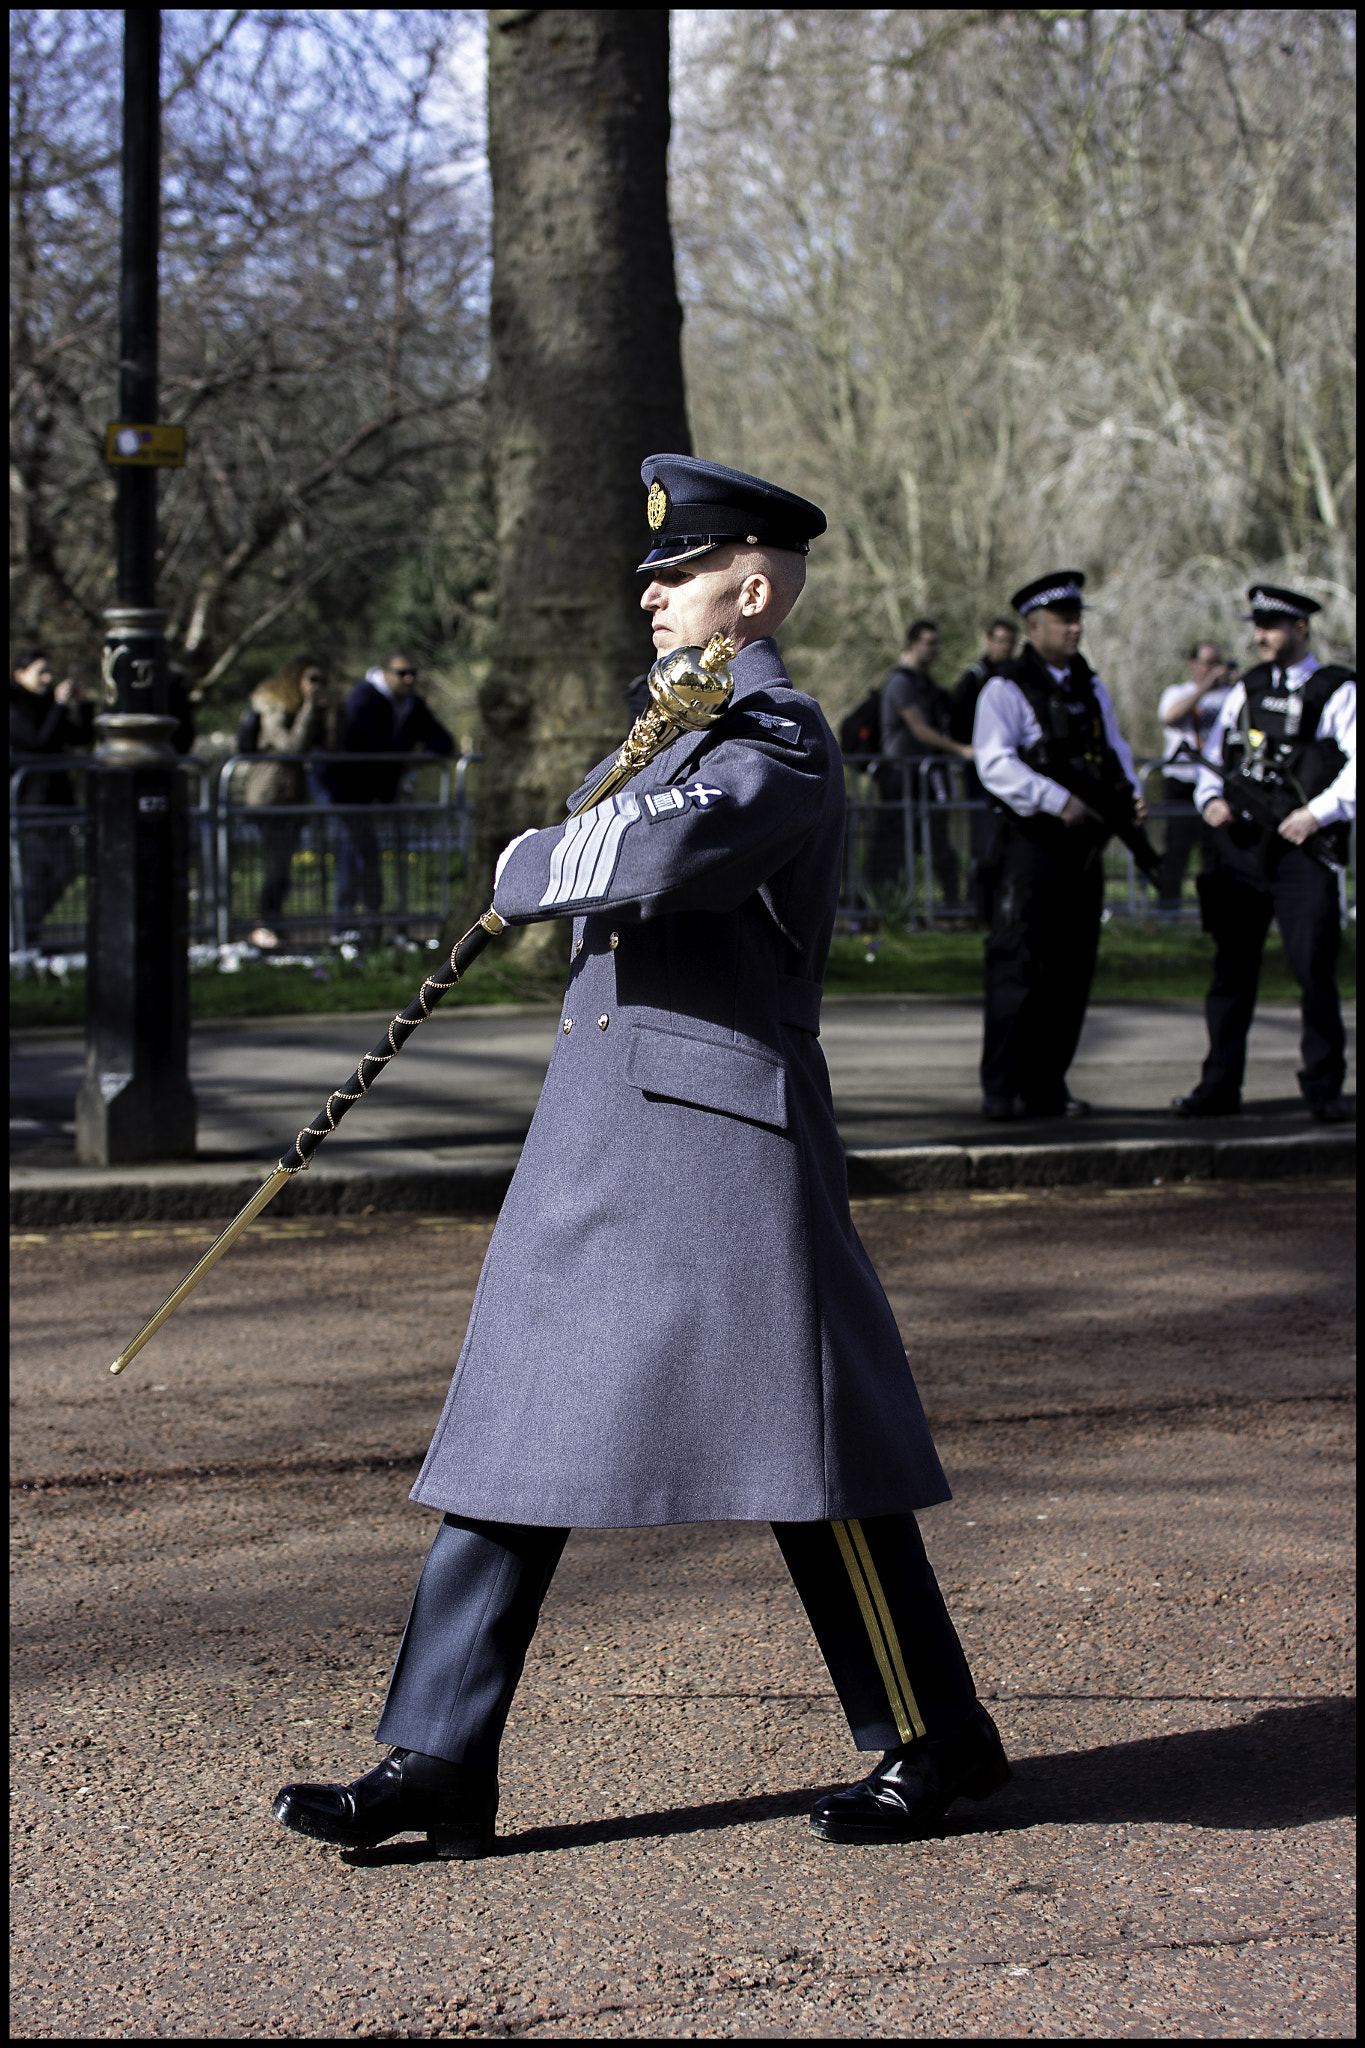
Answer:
[{"left": 640, "top": 541, "right": 807, "bottom": 657}]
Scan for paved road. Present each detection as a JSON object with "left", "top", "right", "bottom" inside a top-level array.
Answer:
[
  {"left": 11, "top": 1183, "right": 1354, "bottom": 2037},
  {"left": 11, "top": 998, "right": 1356, "bottom": 1174}
]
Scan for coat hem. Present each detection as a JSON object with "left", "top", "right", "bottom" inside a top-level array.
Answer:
[{"left": 407, "top": 1481, "right": 954, "bottom": 1528}]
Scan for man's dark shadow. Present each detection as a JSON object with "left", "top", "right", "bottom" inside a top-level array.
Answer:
[{"left": 342, "top": 1695, "right": 1354, "bottom": 1864}]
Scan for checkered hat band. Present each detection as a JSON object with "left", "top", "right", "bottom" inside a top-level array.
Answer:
[
  {"left": 1249, "top": 591, "right": 1307, "bottom": 617},
  {"left": 1019, "top": 582, "right": 1083, "bottom": 614}
]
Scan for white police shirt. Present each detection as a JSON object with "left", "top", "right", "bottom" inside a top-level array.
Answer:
[
  {"left": 973, "top": 665, "right": 1141, "bottom": 819},
  {"left": 1193, "top": 654, "right": 1357, "bottom": 829}
]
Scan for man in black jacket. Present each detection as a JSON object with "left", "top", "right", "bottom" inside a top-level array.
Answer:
[
  {"left": 326, "top": 654, "right": 454, "bottom": 937},
  {"left": 9, "top": 646, "right": 94, "bottom": 944},
  {"left": 949, "top": 619, "right": 1017, "bottom": 921}
]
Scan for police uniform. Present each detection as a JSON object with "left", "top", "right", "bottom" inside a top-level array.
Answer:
[
  {"left": 974, "top": 572, "right": 1143, "bottom": 1119},
  {"left": 1175, "top": 586, "right": 1355, "bottom": 1121},
  {"left": 274, "top": 456, "right": 1009, "bottom": 1858}
]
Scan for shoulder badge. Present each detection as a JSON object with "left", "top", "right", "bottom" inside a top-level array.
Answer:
[{"left": 647, "top": 480, "right": 668, "bottom": 531}]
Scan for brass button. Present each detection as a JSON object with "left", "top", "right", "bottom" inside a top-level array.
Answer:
[
  {"left": 562, "top": 1018, "right": 573, "bottom": 1033},
  {"left": 597, "top": 1014, "right": 610, "bottom": 1030},
  {"left": 609, "top": 931, "right": 619, "bottom": 950},
  {"left": 572, "top": 938, "right": 582, "bottom": 958}
]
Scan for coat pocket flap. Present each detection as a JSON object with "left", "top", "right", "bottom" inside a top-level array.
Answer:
[
  {"left": 625, "top": 1025, "right": 788, "bottom": 1130},
  {"left": 778, "top": 974, "right": 822, "bottom": 1035}
]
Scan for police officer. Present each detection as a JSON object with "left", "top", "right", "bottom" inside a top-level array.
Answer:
[
  {"left": 974, "top": 571, "right": 1147, "bottom": 1121},
  {"left": 272, "top": 457, "right": 1011, "bottom": 1860},
  {"left": 1173, "top": 585, "right": 1355, "bottom": 1124}
]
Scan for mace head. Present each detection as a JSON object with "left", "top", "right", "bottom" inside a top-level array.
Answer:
[{"left": 647, "top": 634, "right": 736, "bottom": 732}]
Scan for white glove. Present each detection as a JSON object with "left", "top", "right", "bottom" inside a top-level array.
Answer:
[{"left": 494, "top": 828, "right": 538, "bottom": 887}]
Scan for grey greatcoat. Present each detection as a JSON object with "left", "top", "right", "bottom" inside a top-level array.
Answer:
[{"left": 411, "top": 636, "right": 950, "bottom": 1527}]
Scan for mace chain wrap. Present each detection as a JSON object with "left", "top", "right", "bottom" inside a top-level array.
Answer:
[{"left": 108, "top": 637, "right": 736, "bottom": 1376}]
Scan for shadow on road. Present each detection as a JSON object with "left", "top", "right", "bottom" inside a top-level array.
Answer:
[{"left": 341, "top": 1697, "right": 1354, "bottom": 1864}]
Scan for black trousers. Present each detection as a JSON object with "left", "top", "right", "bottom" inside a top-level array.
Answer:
[
  {"left": 1155, "top": 776, "right": 1209, "bottom": 912},
  {"left": 255, "top": 814, "right": 303, "bottom": 921},
  {"left": 980, "top": 827, "right": 1104, "bottom": 1109},
  {"left": 375, "top": 1512, "right": 978, "bottom": 1770},
  {"left": 1195, "top": 834, "right": 1346, "bottom": 1106}
]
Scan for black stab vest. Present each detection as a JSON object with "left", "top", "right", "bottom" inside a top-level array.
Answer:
[
  {"left": 993, "top": 648, "right": 1126, "bottom": 853},
  {"left": 1223, "top": 662, "right": 1352, "bottom": 862}
]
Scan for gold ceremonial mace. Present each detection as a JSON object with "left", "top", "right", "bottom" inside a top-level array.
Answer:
[{"left": 108, "top": 634, "right": 736, "bottom": 1377}]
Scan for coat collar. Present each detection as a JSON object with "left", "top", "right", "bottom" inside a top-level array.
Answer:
[{"left": 727, "top": 636, "right": 791, "bottom": 700}]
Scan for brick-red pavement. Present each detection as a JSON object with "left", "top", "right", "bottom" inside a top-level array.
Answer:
[{"left": 11, "top": 1184, "right": 1355, "bottom": 2037}]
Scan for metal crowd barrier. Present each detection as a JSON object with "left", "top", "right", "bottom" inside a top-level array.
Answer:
[
  {"left": 11, "top": 745, "right": 1353, "bottom": 957},
  {"left": 9, "top": 751, "right": 480, "bottom": 956},
  {"left": 839, "top": 754, "right": 1356, "bottom": 926}
]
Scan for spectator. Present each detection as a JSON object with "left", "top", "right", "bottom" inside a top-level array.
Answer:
[
  {"left": 877, "top": 618, "right": 973, "bottom": 908},
  {"left": 8, "top": 646, "right": 94, "bottom": 945},
  {"left": 326, "top": 652, "right": 454, "bottom": 937},
  {"left": 166, "top": 660, "right": 198, "bottom": 756},
  {"left": 235, "top": 656, "right": 328, "bottom": 949},
  {"left": 950, "top": 617, "right": 1018, "bottom": 922},
  {"left": 1156, "top": 640, "right": 1235, "bottom": 914}
]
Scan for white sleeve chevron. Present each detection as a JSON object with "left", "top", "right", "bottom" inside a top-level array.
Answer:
[{"left": 539, "top": 795, "right": 641, "bottom": 907}]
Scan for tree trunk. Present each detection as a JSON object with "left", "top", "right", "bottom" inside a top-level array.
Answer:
[{"left": 471, "top": 9, "right": 689, "bottom": 952}]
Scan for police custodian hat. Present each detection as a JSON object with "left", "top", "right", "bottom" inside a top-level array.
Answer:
[
  {"left": 638, "top": 454, "right": 827, "bottom": 572},
  {"left": 1243, "top": 584, "right": 1322, "bottom": 622},
  {"left": 1010, "top": 569, "right": 1087, "bottom": 616}
]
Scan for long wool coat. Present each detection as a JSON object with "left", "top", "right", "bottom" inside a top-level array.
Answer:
[{"left": 411, "top": 636, "right": 951, "bottom": 1527}]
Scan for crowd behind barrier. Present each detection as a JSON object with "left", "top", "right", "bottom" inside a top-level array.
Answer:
[{"left": 9, "top": 747, "right": 1356, "bottom": 960}]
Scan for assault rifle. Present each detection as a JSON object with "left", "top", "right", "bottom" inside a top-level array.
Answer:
[
  {"left": 1168, "top": 741, "right": 1346, "bottom": 875},
  {"left": 1025, "top": 748, "right": 1163, "bottom": 880}
]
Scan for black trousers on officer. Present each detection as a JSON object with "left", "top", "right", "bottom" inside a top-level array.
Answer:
[
  {"left": 375, "top": 1512, "right": 978, "bottom": 1769},
  {"left": 980, "top": 826, "right": 1104, "bottom": 1110},
  {"left": 1193, "top": 833, "right": 1346, "bottom": 1107},
  {"left": 1156, "top": 776, "right": 1211, "bottom": 913}
]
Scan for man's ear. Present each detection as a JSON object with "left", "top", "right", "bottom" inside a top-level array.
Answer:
[{"left": 739, "top": 573, "right": 771, "bottom": 619}]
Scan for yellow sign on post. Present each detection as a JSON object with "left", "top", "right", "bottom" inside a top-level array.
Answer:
[{"left": 105, "top": 422, "right": 187, "bottom": 467}]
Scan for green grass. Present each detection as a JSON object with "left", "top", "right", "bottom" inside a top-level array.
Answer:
[
  {"left": 826, "top": 920, "right": 1355, "bottom": 1003},
  {"left": 9, "top": 945, "right": 563, "bottom": 1032},
  {"left": 9, "top": 922, "right": 1356, "bottom": 1031}
]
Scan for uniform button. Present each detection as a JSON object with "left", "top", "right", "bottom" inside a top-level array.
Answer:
[
  {"left": 609, "top": 931, "right": 619, "bottom": 950},
  {"left": 597, "top": 1014, "right": 610, "bottom": 1030},
  {"left": 562, "top": 1018, "right": 573, "bottom": 1033},
  {"left": 572, "top": 939, "right": 582, "bottom": 958}
]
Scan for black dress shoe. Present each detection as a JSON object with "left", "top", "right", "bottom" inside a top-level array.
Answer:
[
  {"left": 1018, "top": 1094, "right": 1088, "bottom": 1118},
  {"left": 1309, "top": 1097, "right": 1353, "bottom": 1124},
  {"left": 981, "top": 1097, "right": 1016, "bottom": 1122},
  {"left": 273, "top": 1749, "right": 497, "bottom": 1859},
  {"left": 809, "top": 1703, "right": 1011, "bottom": 1845},
  {"left": 1171, "top": 1091, "right": 1241, "bottom": 1119}
]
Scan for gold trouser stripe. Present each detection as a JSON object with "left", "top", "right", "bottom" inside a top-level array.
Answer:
[
  {"left": 831, "top": 1519, "right": 915, "bottom": 1745},
  {"left": 846, "top": 1518, "right": 927, "bottom": 1740}
]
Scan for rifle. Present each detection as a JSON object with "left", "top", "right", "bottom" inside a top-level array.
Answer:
[
  {"left": 1168, "top": 741, "right": 1345, "bottom": 875},
  {"left": 1026, "top": 749, "right": 1163, "bottom": 880},
  {"left": 107, "top": 634, "right": 737, "bottom": 1377}
]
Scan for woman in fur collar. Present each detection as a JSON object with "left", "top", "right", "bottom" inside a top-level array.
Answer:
[{"left": 236, "top": 657, "right": 327, "bottom": 948}]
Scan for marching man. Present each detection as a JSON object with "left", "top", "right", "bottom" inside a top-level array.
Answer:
[{"left": 273, "top": 456, "right": 1011, "bottom": 1858}]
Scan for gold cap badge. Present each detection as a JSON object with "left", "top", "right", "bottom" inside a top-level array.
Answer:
[{"left": 646, "top": 480, "right": 667, "bottom": 531}]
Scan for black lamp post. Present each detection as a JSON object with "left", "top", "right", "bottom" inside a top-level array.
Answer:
[{"left": 75, "top": 8, "right": 196, "bottom": 1164}]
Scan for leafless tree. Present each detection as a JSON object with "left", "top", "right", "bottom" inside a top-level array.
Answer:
[
  {"left": 672, "top": 9, "right": 1356, "bottom": 744},
  {"left": 10, "top": 8, "right": 488, "bottom": 703}
]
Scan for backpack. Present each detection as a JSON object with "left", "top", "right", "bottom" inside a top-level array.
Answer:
[{"left": 839, "top": 688, "right": 883, "bottom": 756}]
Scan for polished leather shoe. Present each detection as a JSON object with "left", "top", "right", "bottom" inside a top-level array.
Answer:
[
  {"left": 1020, "top": 1093, "right": 1090, "bottom": 1118},
  {"left": 809, "top": 1702, "right": 1011, "bottom": 1845},
  {"left": 1171, "top": 1090, "right": 1241, "bottom": 1119},
  {"left": 981, "top": 1097, "right": 1016, "bottom": 1122},
  {"left": 1309, "top": 1097, "right": 1353, "bottom": 1124},
  {"left": 273, "top": 1748, "right": 497, "bottom": 1859}
]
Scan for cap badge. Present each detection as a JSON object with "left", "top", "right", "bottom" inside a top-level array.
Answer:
[{"left": 646, "top": 480, "right": 667, "bottom": 531}]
